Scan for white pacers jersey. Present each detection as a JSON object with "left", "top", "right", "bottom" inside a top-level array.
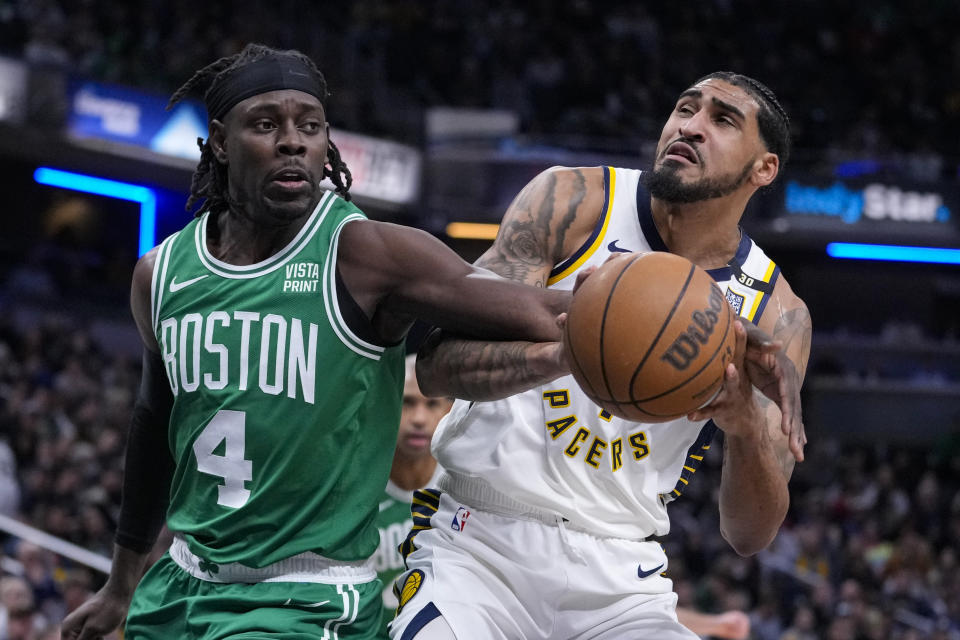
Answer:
[{"left": 432, "top": 166, "right": 781, "bottom": 540}]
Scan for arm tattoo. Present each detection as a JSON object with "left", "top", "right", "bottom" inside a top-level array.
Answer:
[
  {"left": 477, "top": 169, "right": 588, "bottom": 287},
  {"left": 420, "top": 331, "right": 547, "bottom": 400},
  {"left": 418, "top": 168, "right": 593, "bottom": 397},
  {"left": 773, "top": 306, "right": 813, "bottom": 374},
  {"left": 552, "top": 169, "right": 586, "bottom": 263}
]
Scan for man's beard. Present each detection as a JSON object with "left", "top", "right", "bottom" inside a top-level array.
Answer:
[{"left": 642, "top": 159, "right": 754, "bottom": 204}]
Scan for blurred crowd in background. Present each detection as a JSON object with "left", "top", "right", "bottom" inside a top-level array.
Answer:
[
  {"left": 0, "top": 308, "right": 957, "bottom": 639},
  {"left": 1, "top": 1, "right": 960, "bottom": 638},
  {"left": 1, "top": 0, "right": 959, "bottom": 177}
]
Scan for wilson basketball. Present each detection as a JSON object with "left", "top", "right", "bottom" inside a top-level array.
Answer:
[{"left": 563, "top": 252, "right": 736, "bottom": 422}]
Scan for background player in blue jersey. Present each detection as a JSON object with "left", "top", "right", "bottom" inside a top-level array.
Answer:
[
  {"left": 393, "top": 72, "right": 811, "bottom": 639},
  {"left": 60, "top": 44, "right": 572, "bottom": 640}
]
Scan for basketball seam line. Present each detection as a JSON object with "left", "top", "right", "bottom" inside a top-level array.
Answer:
[
  {"left": 627, "top": 262, "right": 697, "bottom": 402},
  {"left": 598, "top": 254, "right": 644, "bottom": 404},
  {"left": 565, "top": 317, "right": 600, "bottom": 400}
]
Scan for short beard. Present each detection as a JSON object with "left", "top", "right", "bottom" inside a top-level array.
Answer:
[{"left": 642, "top": 160, "right": 754, "bottom": 204}]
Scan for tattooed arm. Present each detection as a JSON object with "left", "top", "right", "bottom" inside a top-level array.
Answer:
[
  {"left": 689, "top": 276, "right": 812, "bottom": 555},
  {"left": 416, "top": 166, "right": 605, "bottom": 399}
]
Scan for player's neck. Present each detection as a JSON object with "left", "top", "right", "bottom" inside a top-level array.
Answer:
[
  {"left": 389, "top": 455, "right": 438, "bottom": 492},
  {"left": 649, "top": 196, "right": 745, "bottom": 270},
  {"left": 207, "top": 207, "right": 310, "bottom": 266}
]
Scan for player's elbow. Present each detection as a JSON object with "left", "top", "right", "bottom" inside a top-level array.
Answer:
[
  {"left": 720, "top": 510, "right": 786, "bottom": 557},
  {"left": 721, "top": 528, "right": 775, "bottom": 557}
]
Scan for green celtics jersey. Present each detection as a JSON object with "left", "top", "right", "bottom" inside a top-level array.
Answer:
[
  {"left": 150, "top": 191, "right": 405, "bottom": 567},
  {"left": 373, "top": 467, "right": 444, "bottom": 638}
]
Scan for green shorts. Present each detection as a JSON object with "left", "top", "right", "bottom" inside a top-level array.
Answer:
[{"left": 126, "top": 554, "right": 381, "bottom": 639}]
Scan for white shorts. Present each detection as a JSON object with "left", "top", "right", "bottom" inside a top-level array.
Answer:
[{"left": 388, "top": 479, "right": 697, "bottom": 640}]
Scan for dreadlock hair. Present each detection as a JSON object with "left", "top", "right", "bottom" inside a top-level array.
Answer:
[
  {"left": 167, "top": 43, "right": 353, "bottom": 216},
  {"left": 695, "top": 71, "right": 791, "bottom": 171}
]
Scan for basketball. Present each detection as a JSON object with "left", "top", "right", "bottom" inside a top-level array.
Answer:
[{"left": 563, "top": 252, "right": 737, "bottom": 422}]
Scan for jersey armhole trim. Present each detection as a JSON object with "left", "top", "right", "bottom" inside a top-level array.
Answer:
[
  {"left": 151, "top": 233, "right": 179, "bottom": 334},
  {"left": 749, "top": 263, "right": 781, "bottom": 324},
  {"left": 323, "top": 215, "right": 386, "bottom": 360}
]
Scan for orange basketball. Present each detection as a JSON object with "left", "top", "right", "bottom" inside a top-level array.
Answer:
[{"left": 563, "top": 252, "right": 736, "bottom": 422}]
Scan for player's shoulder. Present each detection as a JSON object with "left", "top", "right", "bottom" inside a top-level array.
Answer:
[
  {"left": 771, "top": 272, "right": 808, "bottom": 316},
  {"left": 131, "top": 245, "right": 161, "bottom": 293},
  {"left": 519, "top": 166, "right": 608, "bottom": 219},
  {"left": 536, "top": 165, "right": 607, "bottom": 189}
]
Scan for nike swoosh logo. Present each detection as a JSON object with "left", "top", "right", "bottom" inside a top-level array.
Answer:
[
  {"left": 283, "top": 599, "right": 330, "bottom": 608},
  {"left": 637, "top": 563, "right": 664, "bottom": 579},
  {"left": 378, "top": 499, "right": 394, "bottom": 512},
  {"left": 169, "top": 275, "right": 209, "bottom": 292},
  {"left": 607, "top": 240, "right": 632, "bottom": 253}
]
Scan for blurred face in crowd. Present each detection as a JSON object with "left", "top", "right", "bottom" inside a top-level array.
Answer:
[
  {"left": 648, "top": 78, "right": 777, "bottom": 203},
  {"left": 211, "top": 89, "right": 329, "bottom": 225},
  {"left": 396, "top": 368, "right": 452, "bottom": 461}
]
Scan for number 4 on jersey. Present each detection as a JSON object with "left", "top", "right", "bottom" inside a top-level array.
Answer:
[{"left": 193, "top": 410, "right": 253, "bottom": 508}]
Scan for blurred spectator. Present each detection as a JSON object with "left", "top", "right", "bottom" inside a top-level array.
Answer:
[
  {"left": 0, "top": 575, "right": 45, "bottom": 640},
  {"left": 0, "top": 0, "right": 957, "bottom": 171}
]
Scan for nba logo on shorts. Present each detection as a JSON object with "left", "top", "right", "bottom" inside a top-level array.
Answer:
[{"left": 451, "top": 506, "right": 471, "bottom": 532}]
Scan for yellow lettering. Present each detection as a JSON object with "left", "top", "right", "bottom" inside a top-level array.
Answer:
[
  {"left": 629, "top": 431, "right": 650, "bottom": 460},
  {"left": 546, "top": 415, "right": 577, "bottom": 440},
  {"left": 565, "top": 427, "right": 590, "bottom": 457},
  {"left": 585, "top": 437, "right": 607, "bottom": 468},
  {"left": 611, "top": 438, "right": 623, "bottom": 472},
  {"left": 542, "top": 389, "right": 570, "bottom": 408}
]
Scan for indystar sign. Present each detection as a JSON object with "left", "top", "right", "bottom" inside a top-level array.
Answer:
[{"left": 784, "top": 180, "right": 951, "bottom": 224}]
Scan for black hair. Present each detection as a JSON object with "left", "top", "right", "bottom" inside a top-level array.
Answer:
[
  {"left": 695, "top": 71, "right": 791, "bottom": 171},
  {"left": 167, "top": 43, "right": 352, "bottom": 216}
]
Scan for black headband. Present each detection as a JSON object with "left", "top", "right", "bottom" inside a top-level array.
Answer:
[{"left": 204, "top": 55, "right": 326, "bottom": 122}]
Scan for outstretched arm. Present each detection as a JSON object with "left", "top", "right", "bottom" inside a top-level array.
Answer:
[
  {"left": 676, "top": 607, "right": 750, "bottom": 640},
  {"left": 689, "top": 278, "right": 811, "bottom": 556},
  {"left": 413, "top": 166, "right": 606, "bottom": 398}
]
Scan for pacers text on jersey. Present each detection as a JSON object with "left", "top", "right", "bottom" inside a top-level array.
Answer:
[{"left": 159, "top": 311, "right": 319, "bottom": 403}]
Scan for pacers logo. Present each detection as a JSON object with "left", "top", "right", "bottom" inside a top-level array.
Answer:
[{"left": 396, "top": 569, "right": 425, "bottom": 613}]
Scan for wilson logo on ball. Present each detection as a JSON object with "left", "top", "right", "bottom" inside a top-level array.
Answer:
[{"left": 660, "top": 286, "right": 725, "bottom": 371}]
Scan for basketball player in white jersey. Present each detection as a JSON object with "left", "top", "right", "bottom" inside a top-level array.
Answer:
[{"left": 390, "top": 72, "right": 811, "bottom": 639}]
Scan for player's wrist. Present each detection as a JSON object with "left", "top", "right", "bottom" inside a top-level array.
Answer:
[
  {"left": 529, "top": 341, "right": 569, "bottom": 381},
  {"left": 715, "top": 406, "right": 766, "bottom": 443}
]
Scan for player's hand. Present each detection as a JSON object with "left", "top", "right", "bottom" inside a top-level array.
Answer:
[
  {"left": 713, "top": 610, "right": 751, "bottom": 640},
  {"left": 61, "top": 587, "right": 128, "bottom": 640},
  {"left": 739, "top": 318, "right": 806, "bottom": 461},
  {"left": 552, "top": 264, "right": 599, "bottom": 374},
  {"left": 688, "top": 320, "right": 760, "bottom": 438},
  {"left": 571, "top": 265, "right": 597, "bottom": 293}
]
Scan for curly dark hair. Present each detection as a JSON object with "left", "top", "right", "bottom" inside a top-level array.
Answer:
[
  {"left": 167, "top": 43, "right": 352, "bottom": 216},
  {"left": 695, "top": 71, "right": 791, "bottom": 171}
]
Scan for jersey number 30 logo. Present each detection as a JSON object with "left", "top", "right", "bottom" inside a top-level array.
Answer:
[{"left": 193, "top": 410, "right": 253, "bottom": 508}]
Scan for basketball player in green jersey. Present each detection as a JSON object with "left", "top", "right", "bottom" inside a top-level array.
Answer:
[
  {"left": 374, "top": 355, "right": 452, "bottom": 639},
  {"left": 61, "top": 44, "right": 569, "bottom": 640}
]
